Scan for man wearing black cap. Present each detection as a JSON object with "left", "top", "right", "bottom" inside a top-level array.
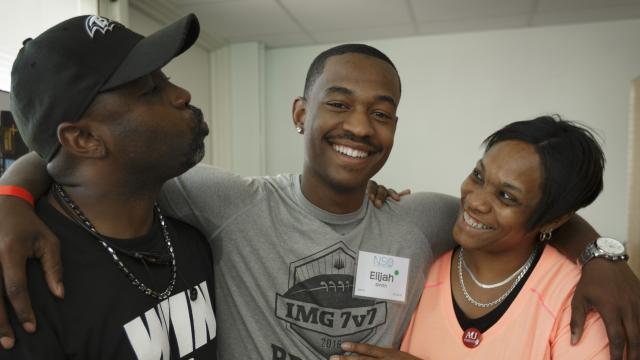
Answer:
[{"left": 5, "top": 14, "right": 216, "bottom": 359}]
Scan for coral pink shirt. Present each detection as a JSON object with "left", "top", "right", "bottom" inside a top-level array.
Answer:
[{"left": 401, "top": 246, "right": 609, "bottom": 359}]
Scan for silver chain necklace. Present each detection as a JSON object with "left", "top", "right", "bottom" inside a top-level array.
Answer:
[
  {"left": 461, "top": 248, "right": 531, "bottom": 289},
  {"left": 457, "top": 245, "right": 538, "bottom": 308},
  {"left": 53, "top": 183, "right": 177, "bottom": 300}
]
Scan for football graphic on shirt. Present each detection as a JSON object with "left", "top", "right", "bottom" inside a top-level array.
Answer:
[
  {"left": 275, "top": 242, "right": 387, "bottom": 358},
  {"left": 285, "top": 274, "right": 362, "bottom": 307}
]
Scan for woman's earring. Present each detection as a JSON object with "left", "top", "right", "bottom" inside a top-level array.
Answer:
[
  {"left": 296, "top": 126, "right": 303, "bottom": 134},
  {"left": 539, "top": 230, "right": 552, "bottom": 242}
]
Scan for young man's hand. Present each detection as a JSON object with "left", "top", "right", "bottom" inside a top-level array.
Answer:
[
  {"left": 366, "top": 180, "right": 410, "bottom": 209},
  {"left": 572, "top": 259, "right": 640, "bottom": 360},
  {"left": 329, "top": 342, "right": 421, "bottom": 360}
]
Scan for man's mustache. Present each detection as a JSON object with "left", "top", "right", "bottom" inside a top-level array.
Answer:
[
  {"left": 188, "top": 104, "right": 204, "bottom": 123},
  {"left": 188, "top": 105, "right": 209, "bottom": 136}
]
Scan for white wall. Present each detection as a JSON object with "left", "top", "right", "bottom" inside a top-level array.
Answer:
[
  {"left": 229, "top": 43, "right": 266, "bottom": 176},
  {"left": 265, "top": 19, "right": 640, "bottom": 240},
  {"left": 208, "top": 42, "right": 269, "bottom": 176},
  {"left": 0, "top": 0, "right": 97, "bottom": 91},
  {"left": 0, "top": 91, "right": 9, "bottom": 110},
  {"left": 129, "top": 8, "right": 213, "bottom": 165}
]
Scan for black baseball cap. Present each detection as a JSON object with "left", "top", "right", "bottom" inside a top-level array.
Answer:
[{"left": 10, "top": 13, "right": 200, "bottom": 161}]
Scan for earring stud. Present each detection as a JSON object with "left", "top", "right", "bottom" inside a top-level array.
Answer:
[{"left": 296, "top": 126, "right": 303, "bottom": 134}]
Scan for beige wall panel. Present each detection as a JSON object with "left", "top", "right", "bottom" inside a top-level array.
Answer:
[{"left": 629, "top": 79, "right": 640, "bottom": 276}]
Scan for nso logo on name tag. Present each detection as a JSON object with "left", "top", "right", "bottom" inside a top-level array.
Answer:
[{"left": 354, "top": 250, "right": 410, "bottom": 303}]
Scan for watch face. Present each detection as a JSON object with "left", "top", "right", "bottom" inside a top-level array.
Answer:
[{"left": 596, "top": 237, "right": 625, "bottom": 255}]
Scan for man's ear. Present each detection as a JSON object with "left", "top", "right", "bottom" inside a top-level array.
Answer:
[
  {"left": 57, "top": 121, "right": 107, "bottom": 159},
  {"left": 292, "top": 96, "right": 307, "bottom": 133},
  {"left": 541, "top": 212, "right": 575, "bottom": 234}
]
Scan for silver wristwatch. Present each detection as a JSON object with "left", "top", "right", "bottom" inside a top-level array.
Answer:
[{"left": 578, "top": 237, "right": 628, "bottom": 265}]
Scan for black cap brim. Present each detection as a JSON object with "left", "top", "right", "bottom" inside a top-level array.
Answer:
[{"left": 100, "top": 13, "right": 199, "bottom": 91}]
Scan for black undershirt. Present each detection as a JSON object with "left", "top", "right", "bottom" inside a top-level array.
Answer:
[{"left": 453, "top": 245, "right": 544, "bottom": 333}]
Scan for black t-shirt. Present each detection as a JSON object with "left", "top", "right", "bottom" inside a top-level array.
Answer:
[{"left": 7, "top": 199, "right": 217, "bottom": 359}]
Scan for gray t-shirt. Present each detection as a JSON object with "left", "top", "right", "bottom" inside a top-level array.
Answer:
[{"left": 160, "top": 164, "right": 458, "bottom": 360}]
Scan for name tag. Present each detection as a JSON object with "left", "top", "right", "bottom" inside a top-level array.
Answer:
[{"left": 353, "top": 251, "right": 410, "bottom": 303}]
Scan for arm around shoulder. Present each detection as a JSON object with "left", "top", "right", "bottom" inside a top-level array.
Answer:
[
  {"left": 0, "top": 152, "right": 62, "bottom": 348},
  {"left": 549, "top": 215, "right": 598, "bottom": 261},
  {"left": 396, "top": 192, "right": 460, "bottom": 258},
  {"left": 550, "top": 215, "right": 640, "bottom": 360},
  {"left": 5, "top": 260, "right": 65, "bottom": 358},
  {"left": 159, "top": 163, "right": 264, "bottom": 232},
  {"left": 552, "top": 302, "right": 610, "bottom": 360}
]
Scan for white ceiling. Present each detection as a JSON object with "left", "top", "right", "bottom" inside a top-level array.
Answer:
[{"left": 131, "top": 0, "right": 640, "bottom": 50}]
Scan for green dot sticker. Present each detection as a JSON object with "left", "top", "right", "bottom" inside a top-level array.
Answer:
[{"left": 394, "top": 270, "right": 399, "bottom": 276}]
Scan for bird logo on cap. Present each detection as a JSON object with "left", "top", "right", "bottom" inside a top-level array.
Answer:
[{"left": 84, "top": 15, "right": 117, "bottom": 38}]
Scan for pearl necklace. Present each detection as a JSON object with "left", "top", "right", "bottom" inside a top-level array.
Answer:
[
  {"left": 53, "top": 183, "right": 177, "bottom": 300},
  {"left": 457, "top": 245, "right": 538, "bottom": 308}
]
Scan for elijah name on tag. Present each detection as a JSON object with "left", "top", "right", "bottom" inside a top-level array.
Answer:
[{"left": 353, "top": 251, "right": 410, "bottom": 303}]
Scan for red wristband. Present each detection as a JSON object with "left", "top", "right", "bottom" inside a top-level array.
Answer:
[{"left": 0, "top": 186, "right": 35, "bottom": 207}]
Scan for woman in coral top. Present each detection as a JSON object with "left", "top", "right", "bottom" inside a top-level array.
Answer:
[{"left": 331, "top": 116, "right": 610, "bottom": 359}]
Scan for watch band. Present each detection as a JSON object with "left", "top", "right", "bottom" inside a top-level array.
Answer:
[{"left": 578, "top": 238, "right": 629, "bottom": 266}]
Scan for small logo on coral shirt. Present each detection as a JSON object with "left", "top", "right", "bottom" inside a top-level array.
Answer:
[{"left": 462, "top": 327, "right": 482, "bottom": 348}]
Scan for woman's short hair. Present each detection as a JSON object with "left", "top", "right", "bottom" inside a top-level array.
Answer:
[{"left": 482, "top": 115, "right": 605, "bottom": 230}]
